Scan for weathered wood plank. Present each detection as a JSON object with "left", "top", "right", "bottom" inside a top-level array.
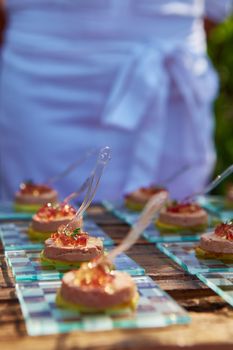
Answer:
[
  {"left": 0, "top": 206, "right": 233, "bottom": 349},
  {"left": 1, "top": 312, "right": 233, "bottom": 350},
  {"left": 0, "top": 300, "right": 23, "bottom": 323},
  {"left": 0, "top": 287, "right": 16, "bottom": 300},
  {"left": 0, "top": 256, "right": 15, "bottom": 288}
]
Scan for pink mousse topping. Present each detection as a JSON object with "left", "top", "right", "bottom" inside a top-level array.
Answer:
[{"left": 60, "top": 264, "right": 136, "bottom": 308}]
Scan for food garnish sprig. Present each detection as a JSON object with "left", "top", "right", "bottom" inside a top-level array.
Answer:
[
  {"left": 71, "top": 227, "right": 81, "bottom": 237},
  {"left": 52, "top": 225, "right": 88, "bottom": 247}
]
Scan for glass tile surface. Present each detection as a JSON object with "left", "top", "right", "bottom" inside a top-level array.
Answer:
[
  {"left": 197, "top": 195, "right": 233, "bottom": 221},
  {"left": 16, "top": 276, "right": 190, "bottom": 335},
  {"left": 0, "top": 220, "right": 113, "bottom": 251},
  {"left": 6, "top": 249, "right": 145, "bottom": 281},
  {"left": 157, "top": 242, "right": 233, "bottom": 274},
  {"left": 197, "top": 272, "right": 233, "bottom": 307},
  {"left": 103, "top": 200, "right": 214, "bottom": 243},
  {"left": 0, "top": 202, "right": 32, "bottom": 220}
]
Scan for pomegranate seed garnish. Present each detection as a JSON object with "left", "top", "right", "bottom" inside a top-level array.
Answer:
[
  {"left": 167, "top": 202, "right": 201, "bottom": 214},
  {"left": 215, "top": 223, "right": 233, "bottom": 240},
  {"left": 226, "top": 232, "right": 233, "bottom": 241},
  {"left": 78, "top": 262, "right": 114, "bottom": 288},
  {"left": 36, "top": 203, "right": 76, "bottom": 220},
  {"left": 51, "top": 227, "right": 88, "bottom": 247},
  {"left": 140, "top": 187, "right": 166, "bottom": 195},
  {"left": 19, "top": 182, "right": 52, "bottom": 195}
]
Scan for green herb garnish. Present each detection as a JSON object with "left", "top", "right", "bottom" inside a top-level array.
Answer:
[{"left": 71, "top": 228, "right": 81, "bottom": 237}]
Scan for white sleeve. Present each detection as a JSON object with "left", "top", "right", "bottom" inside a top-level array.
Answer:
[{"left": 205, "top": 0, "right": 233, "bottom": 22}]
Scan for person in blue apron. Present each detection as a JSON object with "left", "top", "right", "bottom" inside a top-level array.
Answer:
[{"left": 0, "top": 0, "right": 232, "bottom": 202}]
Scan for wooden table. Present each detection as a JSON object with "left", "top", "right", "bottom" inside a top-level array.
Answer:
[{"left": 1, "top": 205, "right": 233, "bottom": 350}]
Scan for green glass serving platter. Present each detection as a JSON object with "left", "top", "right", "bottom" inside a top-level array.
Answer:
[
  {"left": 6, "top": 249, "right": 145, "bottom": 281},
  {"left": 0, "top": 220, "right": 113, "bottom": 251},
  {"left": 16, "top": 276, "right": 190, "bottom": 336},
  {"left": 0, "top": 202, "right": 33, "bottom": 220},
  {"left": 102, "top": 200, "right": 216, "bottom": 243},
  {"left": 197, "top": 272, "right": 233, "bottom": 307},
  {"left": 197, "top": 195, "right": 233, "bottom": 221},
  {"left": 157, "top": 242, "right": 233, "bottom": 274}
]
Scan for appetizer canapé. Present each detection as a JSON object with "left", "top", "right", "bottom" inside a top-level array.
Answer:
[
  {"left": 125, "top": 186, "right": 168, "bottom": 211},
  {"left": 56, "top": 259, "right": 138, "bottom": 313},
  {"left": 196, "top": 222, "right": 233, "bottom": 260},
  {"left": 28, "top": 202, "right": 82, "bottom": 241},
  {"left": 40, "top": 226, "right": 104, "bottom": 269},
  {"left": 15, "top": 181, "right": 58, "bottom": 213},
  {"left": 156, "top": 201, "right": 208, "bottom": 233}
]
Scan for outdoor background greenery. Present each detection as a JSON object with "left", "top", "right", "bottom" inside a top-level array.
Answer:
[{"left": 207, "top": 16, "right": 233, "bottom": 193}]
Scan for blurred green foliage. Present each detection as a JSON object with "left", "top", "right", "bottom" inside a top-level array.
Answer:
[{"left": 207, "top": 16, "right": 233, "bottom": 193}]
